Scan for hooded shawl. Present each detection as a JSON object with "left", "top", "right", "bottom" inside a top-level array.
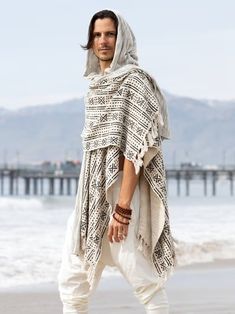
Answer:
[{"left": 71, "top": 10, "right": 176, "bottom": 284}]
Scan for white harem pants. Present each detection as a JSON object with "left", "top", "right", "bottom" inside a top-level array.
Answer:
[{"left": 58, "top": 171, "right": 169, "bottom": 314}]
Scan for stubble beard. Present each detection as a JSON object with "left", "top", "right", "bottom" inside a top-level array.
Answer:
[
  {"left": 94, "top": 46, "right": 114, "bottom": 63},
  {"left": 98, "top": 56, "right": 113, "bottom": 62}
]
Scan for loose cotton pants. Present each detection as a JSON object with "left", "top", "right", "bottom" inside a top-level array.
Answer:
[{"left": 58, "top": 172, "right": 169, "bottom": 314}]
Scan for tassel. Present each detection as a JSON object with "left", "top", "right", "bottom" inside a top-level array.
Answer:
[
  {"left": 147, "top": 130, "right": 154, "bottom": 146},
  {"left": 153, "top": 123, "right": 158, "bottom": 137},
  {"left": 137, "top": 234, "right": 151, "bottom": 258},
  {"left": 134, "top": 158, "right": 143, "bottom": 174},
  {"left": 139, "top": 137, "right": 148, "bottom": 158}
]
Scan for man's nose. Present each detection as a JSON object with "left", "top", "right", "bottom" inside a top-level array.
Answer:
[{"left": 99, "top": 33, "right": 108, "bottom": 44}]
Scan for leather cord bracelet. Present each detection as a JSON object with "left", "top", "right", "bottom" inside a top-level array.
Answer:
[
  {"left": 115, "top": 204, "right": 132, "bottom": 216},
  {"left": 115, "top": 210, "right": 131, "bottom": 220},
  {"left": 112, "top": 213, "right": 129, "bottom": 225}
]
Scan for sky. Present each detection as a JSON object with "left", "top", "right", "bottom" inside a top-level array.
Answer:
[{"left": 0, "top": 0, "right": 234, "bottom": 109}]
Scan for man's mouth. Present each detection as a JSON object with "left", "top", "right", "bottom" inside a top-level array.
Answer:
[{"left": 99, "top": 48, "right": 111, "bottom": 51}]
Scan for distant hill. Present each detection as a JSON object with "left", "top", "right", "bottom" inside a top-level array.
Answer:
[
  {"left": 0, "top": 99, "right": 85, "bottom": 163},
  {"left": 0, "top": 93, "right": 234, "bottom": 166},
  {"left": 164, "top": 92, "right": 235, "bottom": 166}
]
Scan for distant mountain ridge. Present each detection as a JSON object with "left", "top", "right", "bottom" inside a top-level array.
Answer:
[
  {"left": 166, "top": 93, "right": 235, "bottom": 165},
  {"left": 0, "top": 93, "right": 234, "bottom": 166}
]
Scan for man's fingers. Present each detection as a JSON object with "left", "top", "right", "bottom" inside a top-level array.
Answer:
[
  {"left": 113, "top": 225, "right": 120, "bottom": 242},
  {"left": 117, "top": 225, "right": 124, "bottom": 241},
  {"left": 108, "top": 216, "right": 129, "bottom": 243},
  {"left": 123, "top": 226, "right": 128, "bottom": 238},
  {"left": 108, "top": 225, "right": 113, "bottom": 243}
]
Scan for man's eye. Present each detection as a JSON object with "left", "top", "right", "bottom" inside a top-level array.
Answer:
[{"left": 108, "top": 32, "right": 116, "bottom": 37}]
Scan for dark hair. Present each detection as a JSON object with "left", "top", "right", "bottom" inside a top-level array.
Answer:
[{"left": 81, "top": 10, "right": 118, "bottom": 50}]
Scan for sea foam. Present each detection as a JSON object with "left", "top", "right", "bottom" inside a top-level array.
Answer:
[{"left": 0, "top": 195, "right": 235, "bottom": 287}]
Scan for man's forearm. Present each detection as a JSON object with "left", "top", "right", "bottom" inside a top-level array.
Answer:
[{"left": 118, "top": 158, "right": 140, "bottom": 209}]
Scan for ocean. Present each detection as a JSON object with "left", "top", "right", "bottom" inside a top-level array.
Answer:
[{"left": 0, "top": 179, "right": 234, "bottom": 288}]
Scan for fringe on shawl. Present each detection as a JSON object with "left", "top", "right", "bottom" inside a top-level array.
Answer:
[
  {"left": 130, "top": 110, "right": 176, "bottom": 284},
  {"left": 137, "top": 233, "right": 176, "bottom": 285},
  {"left": 129, "top": 111, "right": 160, "bottom": 175}
]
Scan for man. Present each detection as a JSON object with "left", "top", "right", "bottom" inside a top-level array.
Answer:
[{"left": 58, "top": 10, "right": 176, "bottom": 314}]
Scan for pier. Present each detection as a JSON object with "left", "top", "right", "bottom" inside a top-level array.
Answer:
[
  {"left": 0, "top": 166, "right": 234, "bottom": 197},
  {"left": 166, "top": 167, "right": 235, "bottom": 196},
  {"left": 0, "top": 168, "right": 80, "bottom": 197}
]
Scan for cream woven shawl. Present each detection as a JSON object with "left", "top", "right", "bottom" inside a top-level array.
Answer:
[{"left": 71, "top": 11, "right": 176, "bottom": 284}]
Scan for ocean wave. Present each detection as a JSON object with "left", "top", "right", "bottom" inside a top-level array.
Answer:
[
  {"left": 0, "top": 196, "right": 235, "bottom": 288},
  {"left": 0, "top": 239, "right": 235, "bottom": 288},
  {"left": 174, "top": 239, "right": 235, "bottom": 266},
  {"left": 0, "top": 197, "right": 44, "bottom": 211}
]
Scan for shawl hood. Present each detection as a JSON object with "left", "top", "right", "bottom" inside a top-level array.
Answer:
[
  {"left": 83, "top": 10, "right": 170, "bottom": 140},
  {"left": 84, "top": 10, "right": 138, "bottom": 78}
]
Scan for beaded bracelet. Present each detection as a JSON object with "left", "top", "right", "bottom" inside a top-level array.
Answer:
[
  {"left": 115, "top": 204, "right": 132, "bottom": 216},
  {"left": 115, "top": 210, "right": 131, "bottom": 220},
  {"left": 112, "top": 213, "right": 129, "bottom": 225}
]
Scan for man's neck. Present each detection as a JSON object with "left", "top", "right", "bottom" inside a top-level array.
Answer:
[{"left": 100, "top": 61, "right": 112, "bottom": 73}]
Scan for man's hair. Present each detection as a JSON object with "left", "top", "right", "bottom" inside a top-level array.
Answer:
[{"left": 81, "top": 10, "right": 118, "bottom": 50}]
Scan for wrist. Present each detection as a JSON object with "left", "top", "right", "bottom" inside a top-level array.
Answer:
[
  {"left": 114, "top": 212, "right": 130, "bottom": 223},
  {"left": 112, "top": 213, "right": 129, "bottom": 225},
  {"left": 117, "top": 201, "right": 131, "bottom": 209},
  {"left": 115, "top": 204, "right": 132, "bottom": 218}
]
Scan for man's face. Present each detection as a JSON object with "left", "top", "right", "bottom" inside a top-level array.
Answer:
[{"left": 92, "top": 18, "right": 117, "bottom": 70}]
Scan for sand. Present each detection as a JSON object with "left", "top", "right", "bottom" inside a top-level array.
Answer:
[{"left": 1, "top": 259, "right": 235, "bottom": 314}]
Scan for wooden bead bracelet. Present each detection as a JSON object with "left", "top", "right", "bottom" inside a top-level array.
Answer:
[
  {"left": 115, "top": 211, "right": 131, "bottom": 220},
  {"left": 115, "top": 204, "right": 132, "bottom": 216},
  {"left": 112, "top": 213, "right": 129, "bottom": 225}
]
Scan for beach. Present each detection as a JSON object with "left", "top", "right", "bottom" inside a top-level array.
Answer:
[
  {"left": 1, "top": 259, "right": 235, "bottom": 314},
  {"left": 1, "top": 191, "right": 235, "bottom": 313}
]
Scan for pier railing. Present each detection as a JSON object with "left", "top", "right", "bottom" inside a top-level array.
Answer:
[
  {"left": 0, "top": 166, "right": 234, "bottom": 197},
  {"left": 0, "top": 167, "right": 80, "bottom": 197},
  {"left": 166, "top": 168, "right": 234, "bottom": 196}
]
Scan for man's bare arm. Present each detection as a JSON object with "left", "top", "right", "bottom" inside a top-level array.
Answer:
[
  {"left": 118, "top": 158, "right": 139, "bottom": 209},
  {"left": 108, "top": 158, "right": 140, "bottom": 243}
]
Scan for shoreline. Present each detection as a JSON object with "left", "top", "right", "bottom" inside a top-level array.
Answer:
[
  {"left": 177, "top": 257, "right": 235, "bottom": 271},
  {"left": 2, "top": 257, "right": 235, "bottom": 292},
  {"left": 1, "top": 259, "right": 235, "bottom": 313}
]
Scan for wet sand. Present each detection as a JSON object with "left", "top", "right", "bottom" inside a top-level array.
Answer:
[{"left": 1, "top": 259, "right": 235, "bottom": 314}]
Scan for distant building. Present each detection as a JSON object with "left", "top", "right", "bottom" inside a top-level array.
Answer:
[{"left": 180, "top": 162, "right": 202, "bottom": 170}]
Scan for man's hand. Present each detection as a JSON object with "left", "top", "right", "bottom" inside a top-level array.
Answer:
[
  {"left": 108, "top": 213, "right": 129, "bottom": 243},
  {"left": 108, "top": 157, "right": 139, "bottom": 243}
]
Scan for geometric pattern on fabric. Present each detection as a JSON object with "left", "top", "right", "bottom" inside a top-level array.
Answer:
[{"left": 73, "top": 69, "right": 176, "bottom": 283}]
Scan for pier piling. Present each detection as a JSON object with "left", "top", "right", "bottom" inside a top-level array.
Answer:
[{"left": 0, "top": 167, "right": 234, "bottom": 197}]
